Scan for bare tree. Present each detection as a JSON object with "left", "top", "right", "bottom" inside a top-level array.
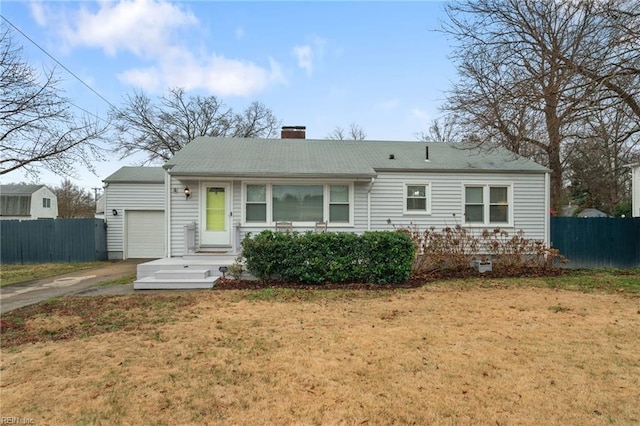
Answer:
[
  {"left": 54, "top": 179, "right": 95, "bottom": 218},
  {"left": 0, "top": 26, "right": 108, "bottom": 177},
  {"left": 557, "top": 0, "right": 640, "bottom": 124},
  {"left": 441, "top": 0, "right": 638, "bottom": 210},
  {"left": 416, "top": 116, "right": 462, "bottom": 143},
  {"left": 326, "top": 122, "right": 366, "bottom": 140},
  {"left": 110, "top": 88, "right": 280, "bottom": 163},
  {"left": 566, "top": 105, "right": 639, "bottom": 214}
]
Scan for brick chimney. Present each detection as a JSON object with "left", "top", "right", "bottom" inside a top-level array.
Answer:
[{"left": 281, "top": 126, "right": 306, "bottom": 139}]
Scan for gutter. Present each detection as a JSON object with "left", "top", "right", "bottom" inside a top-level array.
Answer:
[
  {"left": 545, "top": 172, "right": 550, "bottom": 246},
  {"left": 165, "top": 170, "right": 171, "bottom": 258},
  {"left": 367, "top": 177, "right": 376, "bottom": 231}
]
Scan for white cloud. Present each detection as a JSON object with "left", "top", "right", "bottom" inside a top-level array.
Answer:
[
  {"left": 292, "top": 37, "right": 327, "bottom": 76},
  {"left": 33, "top": 0, "right": 284, "bottom": 97},
  {"left": 118, "top": 51, "right": 285, "bottom": 97},
  {"left": 292, "top": 45, "right": 313, "bottom": 75},
  {"left": 29, "top": 2, "right": 48, "bottom": 26},
  {"left": 60, "top": 0, "right": 198, "bottom": 58}
]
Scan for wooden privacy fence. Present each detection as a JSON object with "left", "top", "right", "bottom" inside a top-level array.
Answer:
[
  {"left": 0, "top": 218, "right": 107, "bottom": 264},
  {"left": 550, "top": 217, "right": 640, "bottom": 268}
]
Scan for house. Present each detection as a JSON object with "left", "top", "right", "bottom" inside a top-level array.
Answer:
[
  {"left": 0, "top": 184, "right": 58, "bottom": 220},
  {"left": 103, "top": 167, "right": 165, "bottom": 259},
  {"left": 95, "top": 194, "right": 105, "bottom": 219},
  {"left": 105, "top": 127, "right": 550, "bottom": 288},
  {"left": 630, "top": 163, "right": 640, "bottom": 218},
  {"left": 575, "top": 208, "right": 610, "bottom": 218}
]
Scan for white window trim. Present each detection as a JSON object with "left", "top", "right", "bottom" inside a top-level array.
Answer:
[
  {"left": 462, "top": 183, "right": 513, "bottom": 227},
  {"left": 241, "top": 181, "right": 354, "bottom": 227},
  {"left": 403, "top": 182, "right": 432, "bottom": 215}
]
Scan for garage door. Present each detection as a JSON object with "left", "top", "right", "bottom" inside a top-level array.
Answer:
[{"left": 126, "top": 210, "right": 165, "bottom": 258}]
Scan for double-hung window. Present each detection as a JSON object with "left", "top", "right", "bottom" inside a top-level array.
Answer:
[
  {"left": 244, "top": 183, "right": 352, "bottom": 225},
  {"left": 246, "top": 185, "right": 267, "bottom": 222},
  {"left": 404, "top": 183, "right": 431, "bottom": 214},
  {"left": 464, "top": 185, "right": 511, "bottom": 225}
]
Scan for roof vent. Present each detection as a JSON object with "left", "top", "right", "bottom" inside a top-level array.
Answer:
[
  {"left": 425, "top": 146, "right": 430, "bottom": 162},
  {"left": 281, "top": 126, "right": 306, "bottom": 139},
  {"left": 389, "top": 154, "right": 395, "bottom": 160}
]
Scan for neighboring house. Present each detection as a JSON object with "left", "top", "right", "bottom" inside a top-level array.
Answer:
[
  {"left": 103, "top": 167, "right": 165, "bottom": 259},
  {"left": 95, "top": 194, "right": 105, "bottom": 219},
  {"left": 630, "top": 163, "right": 640, "bottom": 218},
  {"left": 0, "top": 184, "right": 58, "bottom": 220},
  {"left": 576, "top": 208, "right": 610, "bottom": 218},
  {"left": 157, "top": 127, "right": 550, "bottom": 257}
]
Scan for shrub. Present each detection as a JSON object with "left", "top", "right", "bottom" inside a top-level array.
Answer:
[
  {"left": 241, "top": 230, "right": 414, "bottom": 285},
  {"left": 388, "top": 220, "right": 567, "bottom": 277}
]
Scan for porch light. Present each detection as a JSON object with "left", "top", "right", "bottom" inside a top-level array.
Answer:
[{"left": 184, "top": 187, "right": 191, "bottom": 199}]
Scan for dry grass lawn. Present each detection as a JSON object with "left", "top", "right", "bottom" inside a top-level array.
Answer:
[{"left": 1, "top": 281, "right": 639, "bottom": 425}]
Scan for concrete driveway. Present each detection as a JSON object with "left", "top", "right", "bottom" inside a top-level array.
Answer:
[{"left": 0, "top": 259, "right": 146, "bottom": 315}]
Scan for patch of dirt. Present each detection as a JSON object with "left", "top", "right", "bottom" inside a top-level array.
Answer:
[{"left": 216, "top": 267, "right": 565, "bottom": 290}]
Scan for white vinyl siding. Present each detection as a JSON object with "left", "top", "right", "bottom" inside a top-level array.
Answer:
[
  {"left": 105, "top": 183, "right": 165, "bottom": 259},
  {"left": 31, "top": 187, "right": 58, "bottom": 219},
  {"left": 166, "top": 172, "right": 547, "bottom": 255},
  {"left": 169, "top": 177, "right": 201, "bottom": 257},
  {"left": 369, "top": 172, "right": 546, "bottom": 241}
]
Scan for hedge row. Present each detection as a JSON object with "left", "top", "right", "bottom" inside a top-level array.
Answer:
[{"left": 241, "top": 230, "right": 414, "bottom": 284}]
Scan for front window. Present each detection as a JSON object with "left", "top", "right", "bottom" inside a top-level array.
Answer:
[
  {"left": 273, "top": 185, "right": 323, "bottom": 222},
  {"left": 244, "top": 183, "right": 352, "bottom": 225},
  {"left": 329, "top": 185, "right": 349, "bottom": 223},
  {"left": 42, "top": 198, "right": 51, "bottom": 208},
  {"left": 246, "top": 184, "right": 267, "bottom": 223},
  {"left": 464, "top": 185, "right": 510, "bottom": 225}
]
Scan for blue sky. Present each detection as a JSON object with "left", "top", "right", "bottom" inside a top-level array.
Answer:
[{"left": 1, "top": 0, "right": 456, "bottom": 192}]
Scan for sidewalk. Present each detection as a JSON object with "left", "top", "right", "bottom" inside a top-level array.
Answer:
[{"left": 0, "top": 259, "right": 145, "bottom": 315}]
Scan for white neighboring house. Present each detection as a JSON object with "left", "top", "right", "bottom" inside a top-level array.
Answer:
[
  {"left": 95, "top": 194, "right": 105, "bottom": 219},
  {"left": 0, "top": 184, "right": 58, "bottom": 220},
  {"left": 630, "top": 163, "right": 640, "bottom": 218},
  {"left": 103, "top": 167, "right": 166, "bottom": 259}
]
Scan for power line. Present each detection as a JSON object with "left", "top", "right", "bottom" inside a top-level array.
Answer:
[{"left": 1, "top": 15, "right": 118, "bottom": 112}]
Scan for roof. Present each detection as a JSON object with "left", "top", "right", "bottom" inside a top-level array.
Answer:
[
  {"left": 163, "top": 137, "right": 549, "bottom": 178},
  {"left": 103, "top": 167, "right": 165, "bottom": 183},
  {"left": 0, "top": 184, "right": 47, "bottom": 195},
  {"left": 0, "top": 185, "right": 44, "bottom": 216},
  {"left": 577, "top": 208, "right": 611, "bottom": 218}
]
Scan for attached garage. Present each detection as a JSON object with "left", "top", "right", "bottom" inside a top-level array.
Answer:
[
  {"left": 103, "top": 167, "right": 166, "bottom": 260},
  {"left": 126, "top": 210, "right": 165, "bottom": 258}
]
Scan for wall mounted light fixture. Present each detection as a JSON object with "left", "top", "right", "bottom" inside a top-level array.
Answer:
[{"left": 184, "top": 187, "right": 191, "bottom": 200}]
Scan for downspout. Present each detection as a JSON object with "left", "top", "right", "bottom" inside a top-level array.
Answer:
[
  {"left": 544, "top": 172, "right": 550, "bottom": 246},
  {"left": 165, "top": 169, "right": 172, "bottom": 258},
  {"left": 367, "top": 177, "right": 375, "bottom": 231}
]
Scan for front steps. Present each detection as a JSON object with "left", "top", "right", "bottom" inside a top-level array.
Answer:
[{"left": 134, "top": 268, "right": 219, "bottom": 290}]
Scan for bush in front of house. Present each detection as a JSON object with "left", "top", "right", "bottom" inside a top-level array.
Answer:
[
  {"left": 241, "top": 230, "right": 414, "bottom": 284},
  {"left": 389, "top": 221, "right": 567, "bottom": 277}
]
